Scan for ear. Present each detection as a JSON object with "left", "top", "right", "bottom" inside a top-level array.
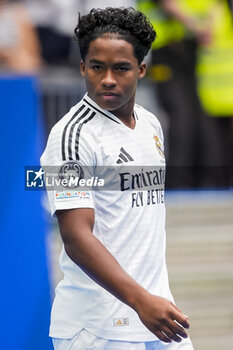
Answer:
[
  {"left": 138, "top": 62, "right": 147, "bottom": 79},
  {"left": 80, "top": 60, "right": 85, "bottom": 77}
]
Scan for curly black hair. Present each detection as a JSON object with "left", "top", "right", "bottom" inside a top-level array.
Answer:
[{"left": 74, "top": 7, "right": 156, "bottom": 64}]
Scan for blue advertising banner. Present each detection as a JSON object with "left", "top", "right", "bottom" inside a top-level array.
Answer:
[{"left": 0, "top": 76, "right": 53, "bottom": 350}]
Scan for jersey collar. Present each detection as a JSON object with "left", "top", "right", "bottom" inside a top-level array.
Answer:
[
  {"left": 83, "top": 93, "right": 122, "bottom": 124},
  {"left": 83, "top": 93, "right": 138, "bottom": 129}
]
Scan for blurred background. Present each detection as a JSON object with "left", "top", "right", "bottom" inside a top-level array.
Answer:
[{"left": 0, "top": 0, "right": 232, "bottom": 349}]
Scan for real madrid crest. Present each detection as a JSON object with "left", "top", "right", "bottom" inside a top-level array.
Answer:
[{"left": 153, "top": 135, "right": 165, "bottom": 158}]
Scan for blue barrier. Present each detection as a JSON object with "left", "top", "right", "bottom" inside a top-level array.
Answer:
[{"left": 0, "top": 76, "right": 53, "bottom": 350}]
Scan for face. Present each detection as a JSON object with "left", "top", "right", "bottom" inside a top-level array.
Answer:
[{"left": 80, "top": 35, "right": 146, "bottom": 119}]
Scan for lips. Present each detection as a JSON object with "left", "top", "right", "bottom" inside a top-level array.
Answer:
[
  {"left": 98, "top": 92, "right": 119, "bottom": 102},
  {"left": 98, "top": 92, "right": 119, "bottom": 96}
]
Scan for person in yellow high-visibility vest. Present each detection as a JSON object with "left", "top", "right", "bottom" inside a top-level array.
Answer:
[{"left": 137, "top": 0, "right": 233, "bottom": 188}]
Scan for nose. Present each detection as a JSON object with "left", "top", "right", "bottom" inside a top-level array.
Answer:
[{"left": 101, "top": 69, "right": 116, "bottom": 87}]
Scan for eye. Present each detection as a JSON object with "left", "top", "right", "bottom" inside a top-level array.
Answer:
[
  {"left": 92, "top": 65, "right": 102, "bottom": 71},
  {"left": 116, "top": 67, "right": 129, "bottom": 72}
]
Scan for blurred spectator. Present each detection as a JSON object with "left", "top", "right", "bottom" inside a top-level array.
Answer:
[
  {"left": 195, "top": 0, "right": 233, "bottom": 174},
  {"left": 22, "top": 0, "right": 79, "bottom": 66},
  {"left": 0, "top": 0, "right": 42, "bottom": 73},
  {"left": 138, "top": 0, "right": 233, "bottom": 188}
]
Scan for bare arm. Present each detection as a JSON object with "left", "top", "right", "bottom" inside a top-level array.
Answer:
[
  {"left": 0, "top": 4, "right": 42, "bottom": 72},
  {"left": 57, "top": 207, "right": 190, "bottom": 343},
  {"left": 160, "top": 0, "right": 213, "bottom": 45}
]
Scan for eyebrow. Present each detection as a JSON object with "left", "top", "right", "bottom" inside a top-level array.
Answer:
[
  {"left": 89, "top": 59, "right": 104, "bottom": 65},
  {"left": 89, "top": 59, "right": 132, "bottom": 67},
  {"left": 114, "top": 62, "right": 132, "bottom": 67}
]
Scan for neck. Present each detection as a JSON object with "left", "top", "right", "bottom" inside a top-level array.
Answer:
[{"left": 110, "top": 96, "right": 135, "bottom": 129}]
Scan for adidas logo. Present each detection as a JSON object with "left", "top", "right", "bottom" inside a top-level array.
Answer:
[
  {"left": 113, "top": 317, "right": 129, "bottom": 327},
  {"left": 116, "top": 147, "right": 134, "bottom": 164}
]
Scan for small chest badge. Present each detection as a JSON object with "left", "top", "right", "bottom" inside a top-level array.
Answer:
[{"left": 154, "top": 135, "right": 165, "bottom": 158}]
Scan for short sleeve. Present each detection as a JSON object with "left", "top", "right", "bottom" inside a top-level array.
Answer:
[{"left": 40, "top": 121, "right": 95, "bottom": 217}]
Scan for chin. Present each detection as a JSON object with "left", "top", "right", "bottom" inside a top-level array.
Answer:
[{"left": 97, "top": 99, "right": 119, "bottom": 111}]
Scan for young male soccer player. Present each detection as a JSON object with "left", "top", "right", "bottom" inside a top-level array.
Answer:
[{"left": 41, "top": 7, "right": 194, "bottom": 350}]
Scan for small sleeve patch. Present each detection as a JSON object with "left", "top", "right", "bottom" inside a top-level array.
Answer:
[{"left": 55, "top": 191, "right": 91, "bottom": 201}]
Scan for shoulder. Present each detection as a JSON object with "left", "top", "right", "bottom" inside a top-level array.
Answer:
[
  {"left": 41, "top": 100, "right": 99, "bottom": 166},
  {"left": 49, "top": 100, "right": 100, "bottom": 144},
  {"left": 135, "top": 103, "right": 164, "bottom": 143},
  {"left": 135, "top": 103, "right": 162, "bottom": 129}
]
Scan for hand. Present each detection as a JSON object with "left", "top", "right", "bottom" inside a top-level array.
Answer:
[
  {"left": 193, "top": 26, "right": 213, "bottom": 46},
  {"left": 136, "top": 293, "right": 190, "bottom": 343}
]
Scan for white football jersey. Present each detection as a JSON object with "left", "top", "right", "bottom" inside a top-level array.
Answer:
[{"left": 41, "top": 93, "right": 174, "bottom": 341}]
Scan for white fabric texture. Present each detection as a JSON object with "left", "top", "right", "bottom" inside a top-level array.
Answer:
[
  {"left": 52, "top": 328, "right": 194, "bottom": 350},
  {"left": 41, "top": 94, "right": 173, "bottom": 342}
]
